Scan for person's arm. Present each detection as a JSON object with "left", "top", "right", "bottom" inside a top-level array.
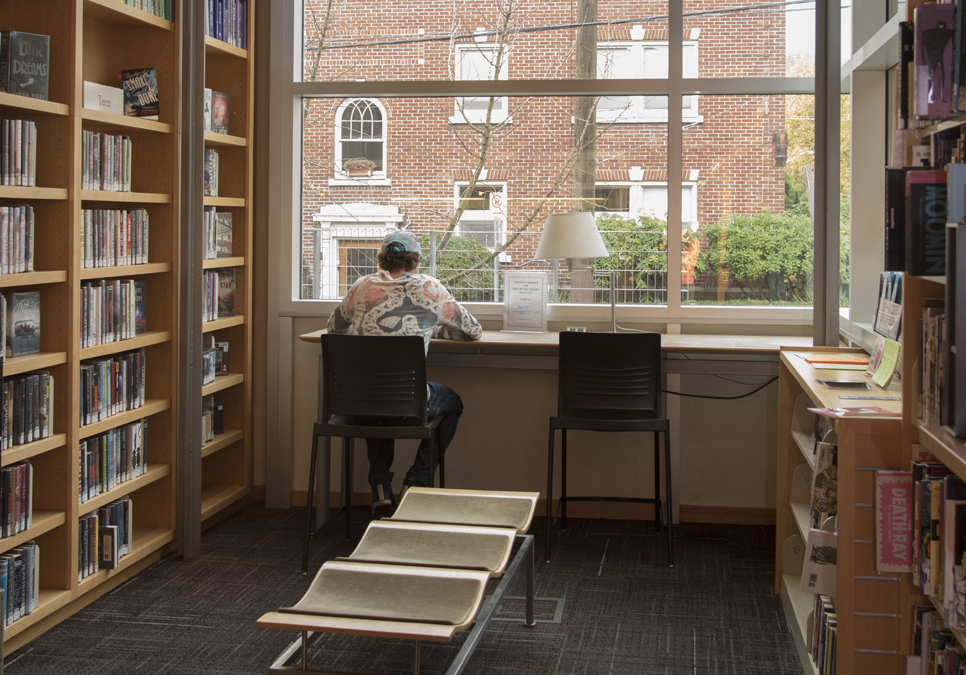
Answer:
[
  {"left": 430, "top": 282, "right": 482, "bottom": 341},
  {"left": 326, "top": 282, "right": 358, "bottom": 334}
]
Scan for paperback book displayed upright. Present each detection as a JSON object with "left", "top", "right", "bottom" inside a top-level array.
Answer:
[{"left": 0, "top": 31, "right": 49, "bottom": 101}]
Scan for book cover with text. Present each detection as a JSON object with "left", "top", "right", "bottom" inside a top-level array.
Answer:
[
  {"left": 0, "top": 32, "right": 49, "bottom": 101},
  {"left": 118, "top": 68, "right": 159, "bottom": 120},
  {"left": 905, "top": 169, "right": 948, "bottom": 276},
  {"left": 875, "top": 470, "right": 914, "bottom": 573}
]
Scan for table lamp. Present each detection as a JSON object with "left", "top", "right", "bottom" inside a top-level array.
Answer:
[{"left": 534, "top": 211, "right": 617, "bottom": 332}]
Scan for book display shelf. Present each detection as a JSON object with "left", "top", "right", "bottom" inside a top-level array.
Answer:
[
  {"left": 775, "top": 350, "right": 905, "bottom": 674},
  {"left": 0, "top": 0, "right": 178, "bottom": 652},
  {"left": 200, "top": 0, "right": 253, "bottom": 526}
]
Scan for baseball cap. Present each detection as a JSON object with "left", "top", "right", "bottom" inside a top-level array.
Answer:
[{"left": 381, "top": 230, "right": 422, "bottom": 256}]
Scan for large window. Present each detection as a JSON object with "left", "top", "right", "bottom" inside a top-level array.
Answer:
[{"left": 287, "top": 1, "right": 818, "bottom": 329}]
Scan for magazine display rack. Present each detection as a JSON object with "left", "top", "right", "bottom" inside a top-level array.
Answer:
[{"left": 0, "top": 0, "right": 178, "bottom": 652}]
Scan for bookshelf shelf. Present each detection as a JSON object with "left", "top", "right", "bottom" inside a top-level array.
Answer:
[
  {"left": 203, "top": 256, "right": 244, "bottom": 270},
  {"left": 80, "top": 108, "right": 175, "bottom": 134},
  {"left": 1, "top": 433, "right": 68, "bottom": 466},
  {"left": 205, "top": 35, "right": 247, "bottom": 58},
  {"left": 79, "top": 330, "right": 172, "bottom": 360},
  {"left": 202, "top": 429, "right": 244, "bottom": 459},
  {"left": 78, "top": 398, "right": 170, "bottom": 441},
  {"left": 200, "top": 483, "right": 250, "bottom": 521},
  {"left": 4, "top": 351, "right": 68, "bottom": 377},
  {"left": 79, "top": 463, "right": 171, "bottom": 514},
  {"left": 76, "top": 527, "right": 177, "bottom": 593},
  {"left": 0, "top": 271, "right": 68, "bottom": 288},
  {"left": 0, "top": 187, "right": 68, "bottom": 201},
  {"left": 78, "top": 262, "right": 173, "bottom": 280},
  {"left": 0, "top": 93, "right": 69, "bottom": 116},
  {"left": 0, "top": 512, "right": 67, "bottom": 553},
  {"left": 79, "top": 190, "right": 173, "bottom": 204},
  {"left": 202, "top": 373, "right": 244, "bottom": 397},
  {"left": 204, "top": 131, "right": 247, "bottom": 147},
  {"left": 3, "top": 589, "right": 73, "bottom": 641},
  {"left": 204, "top": 196, "right": 245, "bottom": 208},
  {"left": 83, "top": 0, "right": 175, "bottom": 29},
  {"left": 203, "top": 315, "right": 245, "bottom": 333}
]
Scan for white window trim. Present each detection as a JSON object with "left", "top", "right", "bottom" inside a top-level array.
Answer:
[
  {"left": 450, "top": 42, "right": 509, "bottom": 125},
  {"left": 311, "top": 203, "right": 405, "bottom": 294},
  {"left": 453, "top": 181, "right": 508, "bottom": 253},
  {"left": 333, "top": 98, "right": 388, "bottom": 182}
]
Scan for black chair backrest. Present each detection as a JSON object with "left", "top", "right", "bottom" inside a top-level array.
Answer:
[
  {"left": 557, "top": 331, "right": 663, "bottom": 421},
  {"left": 320, "top": 334, "right": 429, "bottom": 423}
]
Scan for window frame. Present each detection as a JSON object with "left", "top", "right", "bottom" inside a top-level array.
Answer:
[
  {"left": 453, "top": 181, "right": 507, "bottom": 253},
  {"left": 332, "top": 98, "right": 388, "bottom": 183},
  {"left": 276, "top": 2, "right": 819, "bottom": 332},
  {"left": 451, "top": 41, "right": 510, "bottom": 125}
]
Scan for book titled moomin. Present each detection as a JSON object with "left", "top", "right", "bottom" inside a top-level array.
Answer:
[{"left": 905, "top": 169, "right": 947, "bottom": 276}]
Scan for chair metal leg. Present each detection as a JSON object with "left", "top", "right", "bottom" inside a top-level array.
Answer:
[
  {"left": 344, "top": 437, "right": 353, "bottom": 540},
  {"left": 664, "top": 430, "right": 674, "bottom": 568},
  {"left": 560, "top": 429, "right": 568, "bottom": 530},
  {"left": 653, "top": 432, "right": 662, "bottom": 534},
  {"left": 301, "top": 429, "right": 320, "bottom": 574},
  {"left": 545, "top": 424, "right": 554, "bottom": 563}
]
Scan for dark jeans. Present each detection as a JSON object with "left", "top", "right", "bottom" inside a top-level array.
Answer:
[{"left": 365, "top": 382, "right": 463, "bottom": 487}]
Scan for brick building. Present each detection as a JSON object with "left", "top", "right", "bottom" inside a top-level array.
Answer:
[{"left": 297, "top": 1, "right": 788, "bottom": 300}]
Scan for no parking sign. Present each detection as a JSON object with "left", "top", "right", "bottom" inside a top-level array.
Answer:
[{"left": 489, "top": 190, "right": 506, "bottom": 217}]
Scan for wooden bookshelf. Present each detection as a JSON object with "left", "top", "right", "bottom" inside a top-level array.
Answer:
[
  {"left": 776, "top": 348, "right": 905, "bottom": 675},
  {"left": 200, "top": 1, "right": 254, "bottom": 527},
  {"left": 0, "top": 0, "right": 178, "bottom": 652}
]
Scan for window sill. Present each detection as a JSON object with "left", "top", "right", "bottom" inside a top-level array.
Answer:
[
  {"left": 328, "top": 178, "right": 393, "bottom": 187},
  {"left": 448, "top": 115, "right": 512, "bottom": 125},
  {"left": 594, "top": 114, "right": 705, "bottom": 125}
]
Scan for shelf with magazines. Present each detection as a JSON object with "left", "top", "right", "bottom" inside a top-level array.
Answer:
[
  {"left": 776, "top": 347, "right": 905, "bottom": 675},
  {"left": 198, "top": 0, "right": 253, "bottom": 528},
  {"left": 0, "top": 0, "right": 180, "bottom": 652}
]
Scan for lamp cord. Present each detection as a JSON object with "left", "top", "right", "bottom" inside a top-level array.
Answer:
[{"left": 662, "top": 376, "right": 778, "bottom": 400}]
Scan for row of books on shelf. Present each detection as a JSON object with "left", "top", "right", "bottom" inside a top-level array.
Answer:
[
  {"left": 205, "top": 0, "right": 248, "bottom": 49},
  {"left": 0, "top": 541, "right": 38, "bottom": 628},
  {"left": 81, "top": 279, "right": 147, "bottom": 348},
  {"left": 0, "top": 461, "right": 31, "bottom": 538},
  {"left": 202, "top": 394, "right": 224, "bottom": 444},
  {"left": 0, "top": 204, "right": 34, "bottom": 275},
  {"left": 203, "top": 208, "right": 233, "bottom": 259},
  {"left": 0, "top": 119, "right": 36, "bottom": 187},
  {"left": 914, "top": 605, "right": 966, "bottom": 675},
  {"left": 204, "top": 269, "right": 235, "bottom": 322},
  {"left": 921, "top": 297, "right": 947, "bottom": 427},
  {"left": 809, "top": 594, "right": 836, "bottom": 675},
  {"left": 79, "top": 419, "right": 147, "bottom": 505},
  {"left": 79, "top": 348, "right": 146, "bottom": 427},
  {"left": 123, "top": 0, "right": 173, "bottom": 21},
  {"left": 81, "top": 131, "right": 132, "bottom": 193},
  {"left": 204, "top": 149, "right": 220, "bottom": 196},
  {"left": 79, "top": 496, "right": 132, "bottom": 581},
  {"left": 81, "top": 208, "right": 150, "bottom": 269},
  {"left": 203, "top": 89, "right": 230, "bottom": 135},
  {"left": 1, "top": 371, "right": 53, "bottom": 451},
  {"left": 202, "top": 338, "right": 229, "bottom": 386}
]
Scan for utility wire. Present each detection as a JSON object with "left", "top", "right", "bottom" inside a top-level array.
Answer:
[
  {"left": 310, "top": 0, "right": 817, "bottom": 51},
  {"left": 663, "top": 376, "right": 778, "bottom": 399}
]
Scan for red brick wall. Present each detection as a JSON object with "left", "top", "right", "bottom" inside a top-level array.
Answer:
[{"left": 298, "top": 1, "right": 787, "bottom": 294}]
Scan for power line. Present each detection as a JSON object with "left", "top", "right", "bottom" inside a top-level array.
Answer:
[{"left": 308, "top": 0, "right": 817, "bottom": 52}]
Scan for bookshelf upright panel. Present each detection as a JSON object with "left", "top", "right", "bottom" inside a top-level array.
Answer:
[
  {"left": 0, "top": 0, "right": 179, "bottom": 652},
  {"left": 200, "top": 0, "right": 253, "bottom": 526}
]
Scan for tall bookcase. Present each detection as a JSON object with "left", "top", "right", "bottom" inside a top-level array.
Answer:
[
  {"left": 0, "top": 0, "right": 178, "bottom": 652},
  {"left": 775, "top": 348, "right": 906, "bottom": 674},
  {"left": 199, "top": 1, "right": 254, "bottom": 526}
]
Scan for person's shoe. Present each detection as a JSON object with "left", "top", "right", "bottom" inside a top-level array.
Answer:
[{"left": 371, "top": 482, "right": 395, "bottom": 515}]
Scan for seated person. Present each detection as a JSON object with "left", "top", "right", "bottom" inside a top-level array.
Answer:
[{"left": 326, "top": 230, "right": 483, "bottom": 513}]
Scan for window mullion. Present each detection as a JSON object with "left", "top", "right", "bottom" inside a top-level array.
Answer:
[{"left": 666, "top": 2, "right": 683, "bottom": 312}]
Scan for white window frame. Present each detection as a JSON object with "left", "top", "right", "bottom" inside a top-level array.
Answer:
[
  {"left": 450, "top": 42, "right": 509, "bottom": 125},
  {"left": 331, "top": 98, "right": 389, "bottom": 185},
  {"left": 597, "top": 40, "right": 701, "bottom": 123},
  {"left": 453, "top": 181, "right": 507, "bottom": 252},
  {"left": 595, "top": 181, "right": 699, "bottom": 231}
]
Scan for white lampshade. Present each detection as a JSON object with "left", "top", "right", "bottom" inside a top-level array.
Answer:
[{"left": 534, "top": 212, "right": 609, "bottom": 261}]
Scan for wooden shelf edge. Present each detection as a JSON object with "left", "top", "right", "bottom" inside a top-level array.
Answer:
[
  {"left": 1, "top": 588, "right": 73, "bottom": 642},
  {"left": 204, "top": 131, "right": 247, "bottom": 147},
  {"left": 78, "top": 463, "right": 171, "bottom": 514},
  {"left": 202, "top": 373, "right": 244, "bottom": 396},
  {"left": 203, "top": 315, "right": 245, "bottom": 333},
  {"left": 77, "top": 527, "right": 176, "bottom": 592},
  {"left": 79, "top": 398, "right": 171, "bottom": 440},
  {"left": 201, "top": 429, "right": 244, "bottom": 458},
  {"left": 0, "top": 511, "right": 67, "bottom": 553},
  {"left": 204, "top": 36, "right": 248, "bottom": 59},
  {"left": 200, "top": 484, "right": 250, "bottom": 522},
  {"left": 80, "top": 330, "right": 172, "bottom": 360},
  {"left": 919, "top": 424, "right": 966, "bottom": 477},
  {"left": 0, "top": 93, "right": 69, "bottom": 116},
  {"left": 780, "top": 577, "right": 820, "bottom": 675},
  {"left": 203, "top": 196, "right": 246, "bottom": 208},
  {"left": 81, "top": 108, "right": 174, "bottom": 134},
  {"left": 0, "top": 271, "right": 68, "bottom": 288},
  {"left": 203, "top": 256, "right": 245, "bottom": 270},
  {"left": 2, "top": 433, "right": 68, "bottom": 466},
  {"left": 84, "top": 0, "right": 175, "bottom": 29},
  {"left": 80, "top": 190, "right": 172, "bottom": 204},
  {"left": 79, "top": 262, "right": 172, "bottom": 280},
  {"left": 4, "top": 351, "right": 68, "bottom": 376},
  {"left": 0, "top": 186, "right": 68, "bottom": 201}
]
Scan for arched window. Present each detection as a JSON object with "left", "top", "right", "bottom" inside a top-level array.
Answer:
[{"left": 336, "top": 99, "right": 385, "bottom": 177}]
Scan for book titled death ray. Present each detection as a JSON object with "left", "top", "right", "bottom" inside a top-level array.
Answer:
[{"left": 0, "top": 32, "right": 50, "bottom": 101}]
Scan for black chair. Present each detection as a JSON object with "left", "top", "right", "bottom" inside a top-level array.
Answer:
[
  {"left": 302, "top": 333, "right": 445, "bottom": 573},
  {"left": 545, "top": 331, "right": 673, "bottom": 567}
]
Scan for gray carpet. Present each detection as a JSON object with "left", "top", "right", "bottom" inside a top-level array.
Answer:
[{"left": 3, "top": 505, "right": 801, "bottom": 674}]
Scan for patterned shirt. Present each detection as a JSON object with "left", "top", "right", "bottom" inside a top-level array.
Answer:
[{"left": 327, "top": 271, "right": 483, "bottom": 351}]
